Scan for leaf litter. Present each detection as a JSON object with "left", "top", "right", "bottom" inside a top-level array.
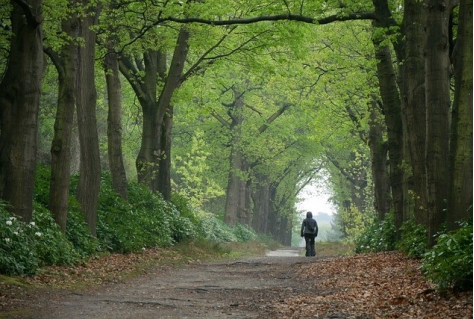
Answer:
[
  {"left": 269, "top": 251, "right": 472, "bottom": 318},
  {"left": 0, "top": 248, "right": 472, "bottom": 318}
]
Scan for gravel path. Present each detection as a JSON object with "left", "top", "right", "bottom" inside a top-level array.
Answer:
[{"left": 7, "top": 247, "right": 321, "bottom": 319}]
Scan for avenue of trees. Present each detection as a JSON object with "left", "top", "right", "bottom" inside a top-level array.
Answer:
[{"left": 0, "top": 0, "right": 472, "bottom": 248}]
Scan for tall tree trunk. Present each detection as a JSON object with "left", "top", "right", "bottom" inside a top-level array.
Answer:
[
  {"left": 400, "top": 0, "right": 428, "bottom": 225},
  {"left": 267, "top": 207, "right": 277, "bottom": 239},
  {"left": 122, "top": 28, "right": 189, "bottom": 200},
  {"left": 46, "top": 9, "right": 79, "bottom": 232},
  {"left": 158, "top": 104, "right": 173, "bottom": 200},
  {"left": 223, "top": 88, "right": 247, "bottom": 226},
  {"left": 371, "top": 1, "right": 405, "bottom": 232},
  {"left": 251, "top": 175, "right": 270, "bottom": 233},
  {"left": 76, "top": 3, "right": 101, "bottom": 236},
  {"left": 267, "top": 184, "right": 278, "bottom": 238},
  {"left": 236, "top": 161, "right": 251, "bottom": 225},
  {"left": 224, "top": 147, "right": 244, "bottom": 226},
  {"left": 242, "top": 177, "right": 252, "bottom": 226},
  {"left": 368, "top": 99, "right": 391, "bottom": 220},
  {"left": 104, "top": 48, "right": 128, "bottom": 200},
  {"left": 447, "top": 0, "right": 473, "bottom": 229},
  {"left": 0, "top": 0, "right": 44, "bottom": 221},
  {"left": 278, "top": 215, "right": 291, "bottom": 245},
  {"left": 424, "top": 0, "right": 453, "bottom": 246}
]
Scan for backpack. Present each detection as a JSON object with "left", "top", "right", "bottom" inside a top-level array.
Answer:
[{"left": 306, "top": 219, "right": 317, "bottom": 234}]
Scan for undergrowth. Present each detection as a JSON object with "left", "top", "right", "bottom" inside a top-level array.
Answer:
[
  {"left": 355, "top": 212, "right": 472, "bottom": 292},
  {"left": 0, "top": 166, "right": 273, "bottom": 277}
]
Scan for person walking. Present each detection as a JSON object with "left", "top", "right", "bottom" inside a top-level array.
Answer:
[{"left": 301, "top": 211, "right": 318, "bottom": 257}]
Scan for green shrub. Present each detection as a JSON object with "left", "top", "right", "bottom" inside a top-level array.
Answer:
[
  {"left": 96, "top": 177, "right": 200, "bottom": 253},
  {"left": 65, "top": 200, "right": 99, "bottom": 257},
  {"left": 32, "top": 204, "right": 81, "bottom": 267},
  {"left": 422, "top": 220, "right": 473, "bottom": 291},
  {"left": 198, "top": 214, "right": 237, "bottom": 243},
  {"left": 355, "top": 212, "right": 397, "bottom": 253},
  {"left": 35, "top": 165, "right": 98, "bottom": 258},
  {"left": 233, "top": 223, "right": 257, "bottom": 242},
  {"left": 396, "top": 219, "right": 428, "bottom": 258},
  {"left": 33, "top": 165, "right": 51, "bottom": 206},
  {"left": 0, "top": 207, "right": 39, "bottom": 276},
  {"left": 171, "top": 193, "right": 201, "bottom": 226},
  {"left": 96, "top": 180, "right": 173, "bottom": 252}
]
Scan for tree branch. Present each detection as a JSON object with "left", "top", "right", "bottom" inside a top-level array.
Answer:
[
  {"left": 156, "top": 12, "right": 376, "bottom": 26},
  {"left": 12, "top": 0, "right": 42, "bottom": 28}
]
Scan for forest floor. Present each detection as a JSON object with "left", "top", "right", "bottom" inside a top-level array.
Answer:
[{"left": 0, "top": 242, "right": 472, "bottom": 318}]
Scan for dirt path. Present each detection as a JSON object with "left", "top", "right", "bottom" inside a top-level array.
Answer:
[{"left": 7, "top": 247, "right": 319, "bottom": 319}]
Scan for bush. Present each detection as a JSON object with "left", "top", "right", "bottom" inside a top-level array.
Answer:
[
  {"left": 32, "top": 204, "right": 81, "bottom": 267},
  {"left": 0, "top": 201, "right": 82, "bottom": 276},
  {"left": 422, "top": 220, "right": 473, "bottom": 291},
  {"left": 355, "top": 212, "right": 397, "bottom": 253},
  {"left": 66, "top": 201, "right": 99, "bottom": 258},
  {"left": 198, "top": 214, "right": 237, "bottom": 243},
  {"left": 95, "top": 178, "right": 200, "bottom": 253},
  {"left": 0, "top": 207, "right": 39, "bottom": 276},
  {"left": 233, "top": 223, "right": 257, "bottom": 242},
  {"left": 96, "top": 180, "right": 173, "bottom": 252},
  {"left": 396, "top": 219, "right": 428, "bottom": 258}
]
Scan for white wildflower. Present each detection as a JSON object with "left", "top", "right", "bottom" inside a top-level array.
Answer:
[
  {"left": 13, "top": 231, "right": 18, "bottom": 235},
  {"left": 30, "top": 222, "right": 35, "bottom": 226},
  {"left": 9, "top": 216, "right": 16, "bottom": 221},
  {"left": 4, "top": 238, "right": 10, "bottom": 242},
  {"left": 6, "top": 220, "right": 12, "bottom": 226},
  {"left": 35, "top": 232, "right": 42, "bottom": 237}
]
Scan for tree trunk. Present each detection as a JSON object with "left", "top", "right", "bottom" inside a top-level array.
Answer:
[
  {"left": 251, "top": 175, "right": 270, "bottom": 233},
  {"left": 104, "top": 48, "right": 128, "bottom": 200},
  {"left": 0, "top": 1, "right": 44, "bottom": 221},
  {"left": 47, "top": 10, "right": 79, "bottom": 232},
  {"left": 242, "top": 177, "right": 253, "bottom": 226},
  {"left": 373, "top": 43, "right": 405, "bottom": 231},
  {"left": 368, "top": 99, "right": 391, "bottom": 220},
  {"left": 224, "top": 148, "right": 244, "bottom": 226},
  {"left": 223, "top": 88, "right": 246, "bottom": 226},
  {"left": 278, "top": 215, "right": 291, "bottom": 245},
  {"left": 267, "top": 185, "right": 278, "bottom": 238},
  {"left": 424, "top": 0, "right": 453, "bottom": 246},
  {"left": 76, "top": 4, "right": 101, "bottom": 236},
  {"left": 123, "top": 28, "right": 189, "bottom": 200},
  {"left": 447, "top": 0, "right": 473, "bottom": 229},
  {"left": 400, "top": 0, "right": 428, "bottom": 226},
  {"left": 158, "top": 104, "right": 173, "bottom": 200}
]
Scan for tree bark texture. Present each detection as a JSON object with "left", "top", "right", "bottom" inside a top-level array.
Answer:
[
  {"left": 75, "top": 3, "right": 101, "bottom": 236},
  {"left": 447, "top": 0, "right": 473, "bottom": 229},
  {"left": 105, "top": 48, "right": 128, "bottom": 200},
  {"left": 424, "top": 0, "right": 453, "bottom": 246},
  {"left": 0, "top": 1, "right": 44, "bottom": 221},
  {"left": 251, "top": 175, "right": 270, "bottom": 233},
  {"left": 368, "top": 99, "right": 391, "bottom": 220},
  {"left": 47, "top": 10, "right": 79, "bottom": 232},
  {"left": 400, "top": 0, "right": 428, "bottom": 225},
  {"left": 372, "top": 40, "right": 405, "bottom": 231},
  {"left": 371, "top": 0, "right": 406, "bottom": 231},
  {"left": 223, "top": 88, "right": 251, "bottom": 226},
  {"left": 126, "top": 28, "right": 189, "bottom": 200}
]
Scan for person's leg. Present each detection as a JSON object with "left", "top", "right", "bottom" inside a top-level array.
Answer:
[
  {"left": 304, "top": 235, "right": 311, "bottom": 257},
  {"left": 310, "top": 235, "right": 316, "bottom": 256}
]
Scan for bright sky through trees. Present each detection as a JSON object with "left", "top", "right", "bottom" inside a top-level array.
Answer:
[{"left": 296, "top": 183, "right": 335, "bottom": 216}]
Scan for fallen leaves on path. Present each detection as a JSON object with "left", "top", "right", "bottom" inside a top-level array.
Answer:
[{"left": 270, "top": 252, "right": 472, "bottom": 318}]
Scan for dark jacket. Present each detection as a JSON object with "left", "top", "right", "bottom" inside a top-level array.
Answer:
[{"left": 301, "top": 211, "right": 318, "bottom": 237}]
